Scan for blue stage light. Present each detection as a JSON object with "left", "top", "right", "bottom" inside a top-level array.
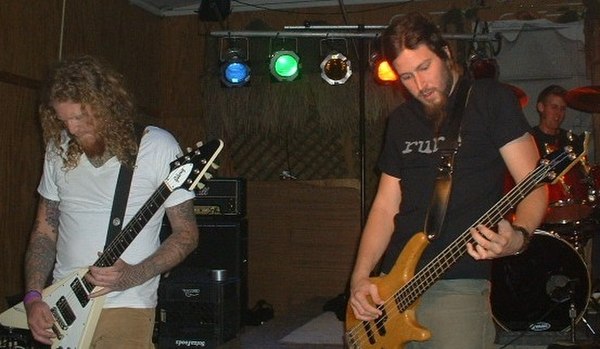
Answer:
[{"left": 221, "top": 57, "right": 250, "bottom": 87}]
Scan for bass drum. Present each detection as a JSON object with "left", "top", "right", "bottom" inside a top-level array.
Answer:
[{"left": 491, "top": 230, "right": 590, "bottom": 332}]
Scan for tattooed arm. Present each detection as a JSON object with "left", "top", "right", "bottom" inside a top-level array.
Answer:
[
  {"left": 25, "top": 197, "right": 59, "bottom": 290},
  {"left": 24, "top": 196, "right": 60, "bottom": 344},
  {"left": 87, "top": 199, "right": 199, "bottom": 296}
]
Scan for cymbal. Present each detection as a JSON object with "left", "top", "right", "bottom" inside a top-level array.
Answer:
[
  {"left": 565, "top": 85, "right": 600, "bottom": 113},
  {"left": 503, "top": 83, "right": 529, "bottom": 108}
]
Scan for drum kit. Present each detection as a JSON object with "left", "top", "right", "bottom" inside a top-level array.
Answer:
[{"left": 491, "top": 85, "right": 600, "bottom": 340}]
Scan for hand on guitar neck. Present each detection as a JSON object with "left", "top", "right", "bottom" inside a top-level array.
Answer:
[{"left": 466, "top": 220, "right": 529, "bottom": 260}]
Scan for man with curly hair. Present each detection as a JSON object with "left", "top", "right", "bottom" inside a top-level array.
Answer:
[{"left": 22, "top": 55, "right": 199, "bottom": 348}]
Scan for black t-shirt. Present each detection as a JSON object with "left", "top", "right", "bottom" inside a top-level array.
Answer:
[
  {"left": 378, "top": 77, "right": 531, "bottom": 279},
  {"left": 530, "top": 126, "right": 581, "bottom": 157}
]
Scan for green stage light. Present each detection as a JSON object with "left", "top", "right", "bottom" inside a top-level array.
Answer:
[{"left": 269, "top": 50, "right": 300, "bottom": 82}]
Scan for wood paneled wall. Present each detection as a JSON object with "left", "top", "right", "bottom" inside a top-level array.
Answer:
[{"left": 0, "top": 0, "right": 597, "bottom": 314}]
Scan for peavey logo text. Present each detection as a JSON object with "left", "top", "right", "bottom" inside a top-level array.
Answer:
[
  {"left": 181, "top": 288, "right": 201, "bottom": 298},
  {"left": 175, "top": 339, "right": 207, "bottom": 347}
]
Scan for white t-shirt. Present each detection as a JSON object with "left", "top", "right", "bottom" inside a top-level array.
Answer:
[{"left": 37, "top": 126, "right": 195, "bottom": 308}]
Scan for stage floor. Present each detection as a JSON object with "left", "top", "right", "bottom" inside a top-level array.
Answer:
[{"left": 218, "top": 297, "right": 600, "bottom": 349}]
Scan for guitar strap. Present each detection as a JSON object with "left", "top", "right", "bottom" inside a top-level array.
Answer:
[
  {"left": 423, "top": 79, "right": 472, "bottom": 240},
  {"left": 104, "top": 125, "right": 145, "bottom": 249}
]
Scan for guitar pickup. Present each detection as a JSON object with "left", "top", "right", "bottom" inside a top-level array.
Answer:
[
  {"left": 55, "top": 296, "right": 76, "bottom": 327},
  {"left": 50, "top": 307, "right": 68, "bottom": 331},
  {"left": 50, "top": 321, "right": 64, "bottom": 340},
  {"left": 70, "top": 277, "right": 90, "bottom": 307}
]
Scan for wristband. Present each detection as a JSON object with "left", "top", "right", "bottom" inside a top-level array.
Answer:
[
  {"left": 23, "top": 290, "right": 42, "bottom": 304},
  {"left": 512, "top": 225, "right": 531, "bottom": 255}
]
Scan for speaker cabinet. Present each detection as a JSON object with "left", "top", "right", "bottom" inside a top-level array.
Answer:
[
  {"left": 158, "top": 275, "right": 240, "bottom": 348},
  {"left": 160, "top": 217, "right": 248, "bottom": 330},
  {"left": 161, "top": 217, "right": 247, "bottom": 278}
]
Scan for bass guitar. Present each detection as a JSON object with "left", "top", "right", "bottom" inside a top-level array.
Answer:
[
  {"left": 344, "top": 133, "right": 589, "bottom": 349},
  {"left": 0, "top": 139, "right": 224, "bottom": 349}
]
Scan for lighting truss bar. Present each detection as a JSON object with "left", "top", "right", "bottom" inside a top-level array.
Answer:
[
  {"left": 210, "top": 30, "right": 497, "bottom": 42},
  {"left": 285, "top": 25, "right": 387, "bottom": 30}
]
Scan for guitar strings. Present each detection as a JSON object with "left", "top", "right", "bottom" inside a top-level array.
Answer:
[
  {"left": 47, "top": 185, "right": 172, "bottom": 335},
  {"left": 346, "top": 152, "right": 569, "bottom": 349},
  {"left": 44, "top": 144, "right": 221, "bottom": 343},
  {"left": 95, "top": 185, "right": 169, "bottom": 268}
]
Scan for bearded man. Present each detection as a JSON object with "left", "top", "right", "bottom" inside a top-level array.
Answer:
[
  {"left": 348, "top": 12, "right": 547, "bottom": 348},
  {"left": 23, "top": 55, "right": 199, "bottom": 348}
]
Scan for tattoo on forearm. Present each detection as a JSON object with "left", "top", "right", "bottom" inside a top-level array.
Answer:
[
  {"left": 45, "top": 199, "right": 60, "bottom": 230},
  {"left": 25, "top": 198, "right": 59, "bottom": 290},
  {"left": 141, "top": 200, "right": 198, "bottom": 279}
]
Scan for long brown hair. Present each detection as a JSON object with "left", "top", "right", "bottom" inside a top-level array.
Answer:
[
  {"left": 381, "top": 12, "right": 454, "bottom": 70},
  {"left": 39, "top": 55, "right": 138, "bottom": 169}
]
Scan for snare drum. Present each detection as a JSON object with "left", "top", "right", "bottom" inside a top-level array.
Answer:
[
  {"left": 491, "top": 230, "right": 590, "bottom": 332},
  {"left": 544, "top": 162, "right": 595, "bottom": 224}
]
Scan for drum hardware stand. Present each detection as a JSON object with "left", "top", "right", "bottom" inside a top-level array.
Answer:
[{"left": 548, "top": 286, "right": 600, "bottom": 348}]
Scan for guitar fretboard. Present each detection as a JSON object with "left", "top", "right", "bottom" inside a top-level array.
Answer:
[
  {"left": 82, "top": 183, "right": 172, "bottom": 293},
  {"left": 394, "top": 169, "right": 542, "bottom": 312}
]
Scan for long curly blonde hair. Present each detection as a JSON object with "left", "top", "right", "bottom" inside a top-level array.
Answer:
[{"left": 39, "top": 55, "right": 138, "bottom": 170}]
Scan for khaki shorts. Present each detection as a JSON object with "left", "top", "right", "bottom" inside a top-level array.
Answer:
[
  {"left": 91, "top": 307, "right": 156, "bottom": 349},
  {"left": 405, "top": 279, "right": 496, "bottom": 349}
]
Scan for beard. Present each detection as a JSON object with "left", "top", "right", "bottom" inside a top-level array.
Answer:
[
  {"left": 79, "top": 136, "right": 106, "bottom": 159},
  {"left": 421, "top": 63, "right": 455, "bottom": 134}
]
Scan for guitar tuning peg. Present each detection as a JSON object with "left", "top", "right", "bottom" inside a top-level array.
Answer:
[
  {"left": 196, "top": 141, "right": 203, "bottom": 147},
  {"left": 211, "top": 163, "right": 220, "bottom": 170},
  {"left": 186, "top": 147, "right": 192, "bottom": 153},
  {"left": 204, "top": 172, "right": 213, "bottom": 180},
  {"left": 197, "top": 182, "right": 205, "bottom": 190}
]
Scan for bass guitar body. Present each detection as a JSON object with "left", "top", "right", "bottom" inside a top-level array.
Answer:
[
  {"left": 345, "top": 232, "right": 431, "bottom": 349},
  {"left": 344, "top": 134, "right": 590, "bottom": 349}
]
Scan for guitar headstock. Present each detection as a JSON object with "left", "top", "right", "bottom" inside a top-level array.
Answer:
[
  {"left": 165, "top": 139, "right": 224, "bottom": 191},
  {"left": 543, "top": 131, "right": 589, "bottom": 184}
]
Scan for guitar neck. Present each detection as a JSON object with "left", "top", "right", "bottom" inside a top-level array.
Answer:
[
  {"left": 396, "top": 162, "right": 550, "bottom": 311},
  {"left": 93, "top": 182, "right": 172, "bottom": 269}
]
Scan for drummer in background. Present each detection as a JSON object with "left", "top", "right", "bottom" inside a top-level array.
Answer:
[
  {"left": 531, "top": 84, "right": 600, "bottom": 289},
  {"left": 530, "top": 84, "right": 581, "bottom": 155}
]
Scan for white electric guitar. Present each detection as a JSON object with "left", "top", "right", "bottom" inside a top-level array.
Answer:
[{"left": 0, "top": 139, "right": 224, "bottom": 349}]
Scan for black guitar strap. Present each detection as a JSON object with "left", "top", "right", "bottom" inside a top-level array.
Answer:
[
  {"left": 423, "top": 79, "right": 472, "bottom": 240},
  {"left": 104, "top": 125, "right": 145, "bottom": 249}
]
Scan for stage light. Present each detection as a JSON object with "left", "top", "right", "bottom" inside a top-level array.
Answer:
[
  {"left": 320, "top": 52, "right": 352, "bottom": 85},
  {"left": 221, "top": 50, "right": 250, "bottom": 87},
  {"left": 269, "top": 38, "right": 301, "bottom": 82},
  {"left": 269, "top": 50, "right": 300, "bottom": 81},
  {"left": 319, "top": 38, "right": 352, "bottom": 86},
  {"left": 370, "top": 52, "right": 398, "bottom": 85},
  {"left": 219, "top": 37, "right": 250, "bottom": 87}
]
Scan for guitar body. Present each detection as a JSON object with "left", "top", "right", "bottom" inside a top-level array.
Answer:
[
  {"left": 0, "top": 139, "right": 224, "bottom": 349},
  {"left": 345, "top": 232, "right": 431, "bottom": 349},
  {"left": 344, "top": 134, "right": 590, "bottom": 349},
  {"left": 0, "top": 268, "right": 105, "bottom": 349}
]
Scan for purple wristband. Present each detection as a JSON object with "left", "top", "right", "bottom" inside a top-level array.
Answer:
[{"left": 23, "top": 290, "right": 42, "bottom": 304}]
